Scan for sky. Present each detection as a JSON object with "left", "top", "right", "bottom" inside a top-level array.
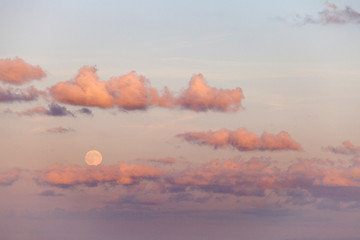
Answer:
[{"left": 0, "top": 0, "right": 360, "bottom": 240}]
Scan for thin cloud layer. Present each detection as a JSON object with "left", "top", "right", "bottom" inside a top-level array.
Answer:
[
  {"left": 0, "top": 169, "right": 21, "bottom": 186},
  {"left": 0, "top": 86, "right": 44, "bottom": 102},
  {"left": 324, "top": 141, "right": 360, "bottom": 155},
  {"left": 36, "top": 189, "right": 64, "bottom": 197},
  {"left": 137, "top": 157, "right": 177, "bottom": 164},
  {"left": 50, "top": 66, "right": 244, "bottom": 112},
  {"left": 46, "top": 127, "right": 74, "bottom": 134},
  {"left": 0, "top": 57, "right": 46, "bottom": 85},
  {"left": 177, "top": 128, "right": 301, "bottom": 151},
  {"left": 34, "top": 162, "right": 163, "bottom": 188},
  {"left": 302, "top": 1, "right": 360, "bottom": 24}
]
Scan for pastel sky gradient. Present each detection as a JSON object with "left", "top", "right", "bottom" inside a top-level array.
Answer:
[{"left": 1, "top": 1, "right": 360, "bottom": 240}]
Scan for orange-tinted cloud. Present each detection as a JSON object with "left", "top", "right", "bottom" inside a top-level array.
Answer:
[
  {"left": 0, "top": 57, "right": 46, "bottom": 85},
  {"left": 177, "top": 74, "right": 244, "bottom": 112},
  {"left": 0, "top": 169, "right": 21, "bottom": 186},
  {"left": 177, "top": 128, "right": 301, "bottom": 151},
  {"left": 50, "top": 66, "right": 244, "bottom": 112},
  {"left": 35, "top": 162, "right": 163, "bottom": 188},
  {"left": 323, "top": 141, "right": 360, "bottom": 155},
  {"left": 166, "top": 157, "right": 360, "bottom": 205},
  {"left": 302, "top": 2, "right": 360, "bottom": 24},
  {"left": 0, "top": 86, "right": 44, "bottom": 102},
  {"left": 167, "top": 158, "right": 276, "bottom": 196}
]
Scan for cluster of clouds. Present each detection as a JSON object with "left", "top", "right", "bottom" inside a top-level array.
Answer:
[
  {"left": 301, "top": 1, "right": 360, "bottom": 24},
  {"left": 324, "top": 141, "right": 360, "bottom": 155},
  {"left": 50, "top": 66, "right": 244, "bottom": 112},
  {"left": 1, "top": 3, "right": 359, "bottom": 214},
  {"left": 3, "top": 148, "right": 360, "bottom": 211},
  {"left": 0, "top": 58, "right": 46, "bottom": 104},
  {"left": 0, "top": 58, "right": 244, "bottom": 114}
]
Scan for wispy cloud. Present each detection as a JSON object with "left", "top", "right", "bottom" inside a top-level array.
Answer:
[
  {"left": 177, "top": 128, "right": 302, "bottom": 151},
  {"left": 0, "top": 57, "right": 46, "bottom": 85},
  {"left": 50, "top": 66, "right": 244, "bottom": 112},
  {"left": 46, "top": 127, "right": 74, "bottom": 134},
  {"left": 137, "top": 157, "right": 177, "bottom": 164},
  {"left": 301, "top": 1, "right": 360, "bottom": 24},
  {"left": 0, "top": 169, "right": 21, "bottom": 186},
  {"left": 323, "top": 141, "right": 360, "bottom": 155}
]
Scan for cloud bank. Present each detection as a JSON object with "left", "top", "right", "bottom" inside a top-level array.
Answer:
[
  {"left": 177, "top": 128, "right": 301, "bottom": 151},
  {"left": 50, "top": 66, "right": 244, "bottom": 112},
  {"left": 0, "top": 57, "right": 46, "bottom": 85},
  {"left": 166, "top": 157, "right": 360, "bottom": 205}
]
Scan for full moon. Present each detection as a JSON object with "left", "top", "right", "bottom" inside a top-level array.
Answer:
[{"left": 85, "top": 150, "right": 103, "bottom": 166}]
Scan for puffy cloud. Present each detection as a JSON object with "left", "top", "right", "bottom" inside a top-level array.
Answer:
[
  {"left": 177, "top": 74, "right": 244, "bottom": 112},
  {"left": 302, "top": 2, "right": 360, "bottom": 24},
  {"left": 34, "top": 162, "right": 163, "bottom": 188},
  {"left": 50, "top": 66, "right": 157, "bottom": 109},
  {"left": 0, "top": 57, "right": 46, "bottom": 85},
  {"left": 16, "top": 103, "right": 75, "bottom": 117},
  {"left": 50, "top": 66, "right": 244, "bottom": 112},
  {"left": 0, "top": 169, "right": 21, "bottom": 186},
  {"left": 177, "top": 128, "right": 301, "bottom": 151},
  {"left": 323, "top": 141, "right": 360, "bottom": 155},
  {"left": 46, "top": 127, "right": 74, "bottom": 134},
  {"left": 0, "top": 86, "right": 44, "bottom": 102}
]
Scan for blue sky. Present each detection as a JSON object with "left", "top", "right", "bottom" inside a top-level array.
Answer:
[{"left": 1, "top": 1, "right": 360, "bottom": 240}]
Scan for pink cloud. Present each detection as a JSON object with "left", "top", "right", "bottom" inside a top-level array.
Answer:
[
  {"left": 0, "top": 57, "right": 46, "bottom": 85},
  {"left": 166, "top": 157, "right": 360, "bottom": 206},
  {"left": 177, "top": 74, "right": 244, "bottom": 112},
  {"left": 177, "top": 128, "right": 302, "bottom": 151},
  {"left": 0, "top": 86, "right": 44, "bottom": 102},
  {"left": 323, "top": 141, "right": 360, "bottom": 155},
  {"left": 35, "top": 162, "right": 163, "bottom": 188},
  {"left": 0, "top": 169, "right": 21, "bottom": 186},
  {"left": 302, "top": 2, "right": 360, "bottom": 24},
  {"left": 50, "top": 66, "right": 244, "bottom": 112},
  {"left": 167, "top": 158, "right": 276, "bottom": 196}
]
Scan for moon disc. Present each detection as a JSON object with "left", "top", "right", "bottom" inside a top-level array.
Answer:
[{"left": 85, "top": 150, "right": 102, "bottom": 166}]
